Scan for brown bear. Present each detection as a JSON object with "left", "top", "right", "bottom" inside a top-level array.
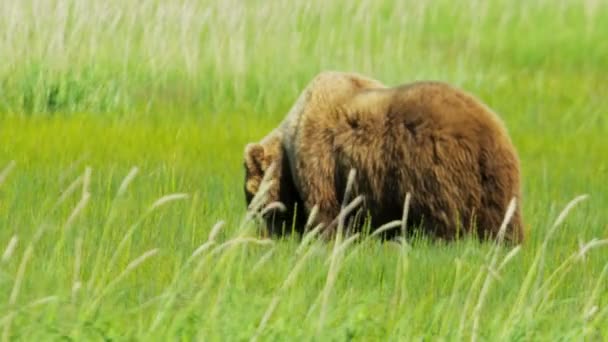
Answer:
[{"left": 244, "top": 71, "right": 524, "bottom": 243}]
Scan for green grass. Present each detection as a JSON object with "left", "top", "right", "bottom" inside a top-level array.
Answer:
[{"left": 1, "top": 0, "right": 607, "bottom": 340}]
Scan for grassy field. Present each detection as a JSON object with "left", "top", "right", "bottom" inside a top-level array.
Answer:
[{"left": 1, "top": 0, "right": 607, "bottom": 340}]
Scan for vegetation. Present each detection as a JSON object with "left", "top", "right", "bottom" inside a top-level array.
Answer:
[{"left": 0, "top": 0, "right": 607, "bottom": 340}]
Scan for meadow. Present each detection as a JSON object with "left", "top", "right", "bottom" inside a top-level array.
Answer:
[{"left": 0, "top": 0, "right": 607, "bottom": 340}]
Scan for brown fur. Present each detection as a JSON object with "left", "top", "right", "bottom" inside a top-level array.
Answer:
[{"left": 244, "top": 71, "right": 524, "bottom": 243}]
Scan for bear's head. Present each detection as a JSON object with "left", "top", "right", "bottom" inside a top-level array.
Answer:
[
  {"left": 243, "top": 139, "right": 305, "bottom": 235},
  {"left": 243, "top": 142, "right": 273, "bottom": 207}
]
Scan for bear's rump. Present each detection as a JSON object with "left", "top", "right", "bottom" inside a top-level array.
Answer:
[{"left": 331, "top": 118, "right": 487, "bottom": 236}]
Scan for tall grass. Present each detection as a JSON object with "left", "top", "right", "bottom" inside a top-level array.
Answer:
[
  {"left": 0, "top": 162, "right": 606, "bottom": 339},
  {"left": 0, "top": 0, "right": 607, "bottom": 340}
]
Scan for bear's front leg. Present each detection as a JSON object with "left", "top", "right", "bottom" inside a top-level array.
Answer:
[{"left": 292, "top": 127, "right": 343, "bottom": 235}]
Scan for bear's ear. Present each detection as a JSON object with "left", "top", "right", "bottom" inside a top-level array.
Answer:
[{"left": 244, "top": 143, "right": 265, "bottom": 174}]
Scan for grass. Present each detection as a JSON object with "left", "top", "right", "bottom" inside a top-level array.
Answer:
[{"left": 1, "top": 0, "right": 607, "bottom": 340}]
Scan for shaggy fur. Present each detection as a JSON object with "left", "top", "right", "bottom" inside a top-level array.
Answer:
[{"left": 244, "top": 71, "right": 524, "bottom": 243}]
